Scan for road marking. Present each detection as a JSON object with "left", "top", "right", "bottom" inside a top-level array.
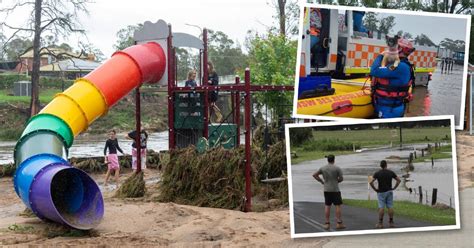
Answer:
[{"left": 294, "top": 211, "right": 331, "bottom": 232}]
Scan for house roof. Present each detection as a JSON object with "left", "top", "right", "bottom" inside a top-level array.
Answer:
[
  {"left": 20, "top": 47, "right": 86, "bottom": 59},
  {"left": 39, "top": 58, "right": 101, "bottom": 72}
]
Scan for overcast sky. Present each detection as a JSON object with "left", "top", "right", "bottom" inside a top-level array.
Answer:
[
  {"left": 376, "top": 12, "right": 468, "bottom": 44},
  {"left": 1, "top": 0, "right": 277, "bottom": 58}
]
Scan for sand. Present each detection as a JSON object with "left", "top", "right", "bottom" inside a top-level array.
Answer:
[
  {"left": 0, "top": 133, "right": 472, "bottom": 247},
  {"left": 0, "top": 169, "right": 327, "bottom": 247}
]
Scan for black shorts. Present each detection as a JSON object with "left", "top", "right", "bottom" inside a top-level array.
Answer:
[{"left": 324, "top": 191, "right": 343, "bottom": 206}]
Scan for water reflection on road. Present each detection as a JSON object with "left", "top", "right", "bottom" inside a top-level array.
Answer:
[
  {"left": 291, "top": 144, "right": 455, "bottom": 206},
  {"left": 407, "top": 65, "right": 464, "bottom": 126}
]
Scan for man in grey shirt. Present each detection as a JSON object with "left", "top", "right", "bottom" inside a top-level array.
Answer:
[{"left": 313, "top": 154, "right": 345, "bottom": 230}]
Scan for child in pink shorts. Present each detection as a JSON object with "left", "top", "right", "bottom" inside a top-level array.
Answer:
[
  {"left": 104, "top": 130, "right": 124, "bottom": 185},
  {"left": 128, "top": 129, "right": 148, "bottom": 171}
]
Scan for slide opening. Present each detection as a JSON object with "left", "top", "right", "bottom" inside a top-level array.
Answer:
[{"left": 50, "top": 168, "right": 104, "bottom": 229}]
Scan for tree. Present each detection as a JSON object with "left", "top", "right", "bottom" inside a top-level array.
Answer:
[
  {"left": 113, "top": 24, "right": 142, "bottom": 51},
  {"left": 1, "top": 0, "right": 91, "bottom": 117},
  {"left": 439, "top": 38, "right": 465, "bottom": 51},
  {"left": 3, "top": 37, "right": 32, "bottom": 61},
  {"left": 78, "top": 42, "right": 105, "bottom": 61},
  {"left": 363, "top": 12, "right": 379, "bottom": 32},
  {"left": 207, "top": 29, "right": 247, "bottom": 76},
  {"left": 0, "top": 33, "right": 6, "bottom": 60},
  {"left": 414, "top": 33, "right": 436, "bottom": 47},
  {"left": 378, "top": 15, "right": 395, "bottom": 35},
  {"left": 246, "top": 33, "right": 297, "bottom": 119},
  {"left": 270, "top": 0, "right": 299, "bottom": 37}
]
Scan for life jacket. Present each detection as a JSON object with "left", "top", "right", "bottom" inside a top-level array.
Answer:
[{"left": 371, "top": 59, "right": 415, "bottom": 106}]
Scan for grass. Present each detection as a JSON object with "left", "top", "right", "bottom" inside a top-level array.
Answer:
[
  {"left": 311, "top": 127, "right": 450, "bottom": 147},
  {"left": 344, "top": 199, "right": 456, "bottom": 225},
  {"left": 291, "top": 150, "right": 354, "bottom": 164},
  {"left": 290, "top": 127, "right": 451, "bottom": 165},
  {"left": 413, "top": 145, "right": 452, "bottom": 163},
  {"left": 0, "top": 88, "right": 60, "bottom": 104}
]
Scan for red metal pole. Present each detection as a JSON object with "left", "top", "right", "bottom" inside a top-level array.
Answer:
[
  {"left": 203, "top": 29, "right": 209, "bottom": 139},
  {"left": 235, "top": 76, "right": 241, "bottom": 146},
  {"left": 167, "top": 25, "right": 175, "bottom": 150},
  {"left": 244, "top": 68, "right": 251, "bottom": 212},
  {"left": 135, "top": 86, "right": 141, "bottom": 173}
]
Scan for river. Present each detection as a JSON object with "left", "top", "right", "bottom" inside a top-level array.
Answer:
[
  {"left": 291, "top": 144, "right": 455, "bottom": 206},
  {"left": 407, "top": 64, "right": 464, "bottom": 126},
  {"left": 0, "top": 131, "right": 170, "bottom": 164}
]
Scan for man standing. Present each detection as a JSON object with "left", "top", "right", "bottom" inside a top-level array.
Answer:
[
  {"left": 369, "top": 160, "right": 401, "bottom": 228},
  {"left": 313, "top": 154, "right": 345, "bottom": 230}
]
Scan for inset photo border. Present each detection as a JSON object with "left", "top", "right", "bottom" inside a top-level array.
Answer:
[
  {"left": 285, "top": 115, "right": 460, "bottom": 238},
  {"left": 292, "top": 3, "right": 471, "bottom": 130}
]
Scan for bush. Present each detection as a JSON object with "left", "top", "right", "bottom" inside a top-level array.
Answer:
[
  {"left": 289, "top": 127, "right": 313, "bottom": 146},
  {"left": 0, "top": 74, "right": 73, "bottom": 90},
  {"left": 301, "top": 138, "right": 359, "bottom": 151}
]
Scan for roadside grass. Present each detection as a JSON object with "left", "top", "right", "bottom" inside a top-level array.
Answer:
[
  {"left": 290, "top": 127, "right": 451, "bottom": 165},
  {"left": 291, "top": 150, "right": 354, "bottom": 164},
  {"left": 344, "top": 199, "right": 456, "bottom": 225},
  {"left": 311, "top": 127, "right": 450, "bottom": 147},
  {"left": 413, "top": 145, "right": 452, "bottom": 163}
]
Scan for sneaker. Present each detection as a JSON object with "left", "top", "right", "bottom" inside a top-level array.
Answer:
[
  {"left": 375, "top": 223, "right": 383, "bottom": 229},
  {"left": 324, "top": 222, "right": 330, "bottom": 230},
  {"left": 389, "top": 221, "right": 395, "bottom": 228},
  {"left": 336, "top": 222, "right": 346, "bottom": 230}
]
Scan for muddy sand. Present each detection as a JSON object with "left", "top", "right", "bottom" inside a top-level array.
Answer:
[
  {"left": 0, "top": 169, "right": 326, "bottom": 247},
  {"left": 0, "top": 133, "right": 472, "bottom": 247}
]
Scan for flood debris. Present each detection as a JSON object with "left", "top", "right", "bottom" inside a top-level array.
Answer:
[
  {"left": 158, "top": 141, "right": 288, "bottom": 210},
  {"left": 115, "top": 171, "right": 146, "bottom": 198}
]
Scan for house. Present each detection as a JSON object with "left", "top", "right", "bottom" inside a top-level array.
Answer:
[
  {"left": 15, "top": 47, "right": 88, "bottom": 73},
  {"left": 39, "top": 58, "right": 101, "bottom": 79}
]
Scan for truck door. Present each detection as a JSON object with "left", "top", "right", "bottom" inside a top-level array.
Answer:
[{"left": 310, "top": 9, "right": 339, "bottom": 74}]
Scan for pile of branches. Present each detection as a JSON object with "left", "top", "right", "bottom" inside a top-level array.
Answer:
[{"left": 158, "top": 141, "right": 289, "bottom": 210}]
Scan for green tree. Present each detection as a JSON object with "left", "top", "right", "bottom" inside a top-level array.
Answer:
[
  {"left": 1, "top": 0, "right": 91, "bottom": 117},
  {"left": 207, "top": 30, "right": 247, "bottom": 76},
  {"left": 439, "top": 38, "right": 466, "bottom": 51},
  {"left": 363, "top": 12, "right": 379, "bottom": 32},
  {"left": 4, "top": 37, "right": 33, "bottom": 61},
  {"left": 270, "top": 0, "right": 300, "bottom": 37},
  {"left": 414, "top": 34, "right": 436, "bottom": 47},
  {"left": 78, "top": 42, "right": 105, "bottom": 61},
  {"left": 378, "top": 15, "right": 396, "bottom": 35},
  {"left": 113, "top": 24, "right": 143, "bottom": 51},
  {"left": 246, "top": 33, "right": 297, "bottom": 119}
]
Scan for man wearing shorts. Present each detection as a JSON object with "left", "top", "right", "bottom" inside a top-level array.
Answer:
[
  {"left": 313, "top": 154, "right": 345, "bottom": 230},
  {"left": 369, "top": 160, "right": 401, "bottom": 228}
]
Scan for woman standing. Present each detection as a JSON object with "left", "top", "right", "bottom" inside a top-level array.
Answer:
[
  {"left": 104, "top": 130, "right": 124, "bottom": 185},
  {"left": 208, "top": 61, "right": 223, "bottom": 123}
]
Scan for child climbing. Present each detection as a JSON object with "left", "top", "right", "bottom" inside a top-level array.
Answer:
[
  {"left": 208, "top": 61, "right": 223, "bottom": 123},
  {"left": 104, "top": 130, "right": 124, "bottom": 185},
  {"left": 128, "top": 129, "right": 148, "bottom": 171}
]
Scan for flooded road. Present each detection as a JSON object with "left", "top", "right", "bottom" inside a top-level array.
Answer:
[
  {"left": 291, "top": 144, "right": 455, "bottom": 206},
  {"left": 407, "top": 65, "right": 464, "bottom": 126}
]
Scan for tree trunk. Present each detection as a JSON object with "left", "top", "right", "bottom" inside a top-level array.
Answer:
[
  {"left": 277, "top": 0, "right": 286, "bottom": 36},
  {"left": 449, "top": 0, "right": 459, "bottom": 13},
  {"left": 29, "top": 0, "right": 42, "bottom": 117},
  {"left": 432, "top": 0, "right": 438, "bottom": 12}
]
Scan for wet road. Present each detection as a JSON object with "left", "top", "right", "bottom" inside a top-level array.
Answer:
[
  {"left": 290, "top": 144, "right": 455, "bottom": 206},
  {"left": 293, "top": 202, "right": 434, "bottom": 234},
  {"left": 407, "top": 65, "right": 464, "bottom": 126}
]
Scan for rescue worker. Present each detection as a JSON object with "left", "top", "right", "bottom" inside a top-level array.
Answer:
[
  {"left": 370, "top": 38, "right": 416, "bottom": 118},
  {"left": 309, "top": 8, "right": 322, "bottom": 49}
]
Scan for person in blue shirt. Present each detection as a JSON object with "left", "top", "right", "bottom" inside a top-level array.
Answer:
[{"left": 370, "top": 38, "right": 415, "bottom": 118}]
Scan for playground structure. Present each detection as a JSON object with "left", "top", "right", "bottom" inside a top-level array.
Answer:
[{"left": 12, "top": 20, "right": 294, "bottom": 229}]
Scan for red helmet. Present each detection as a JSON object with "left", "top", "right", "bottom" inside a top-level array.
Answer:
[{"left": 398, "top": 38, "right": 415, "bottom": 56}]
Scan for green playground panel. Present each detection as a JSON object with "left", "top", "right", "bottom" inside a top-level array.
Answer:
[{"left": 208, "top": 123, "right": 237, "bottom": 149}]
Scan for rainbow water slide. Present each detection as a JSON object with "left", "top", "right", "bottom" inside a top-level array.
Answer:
[{"left": 13, "top": 42, "right": 166, "bottom": 229}]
